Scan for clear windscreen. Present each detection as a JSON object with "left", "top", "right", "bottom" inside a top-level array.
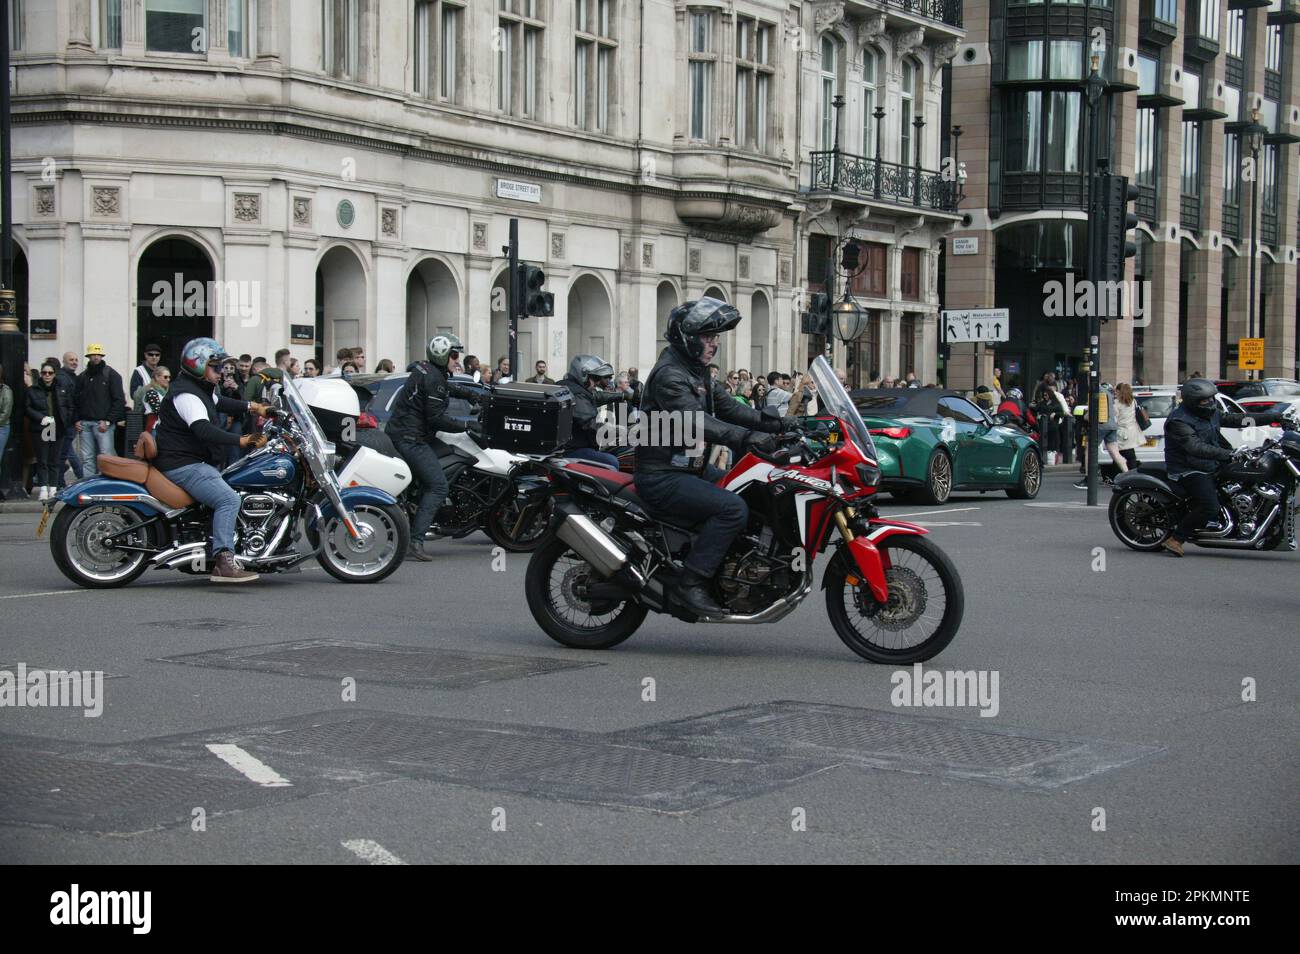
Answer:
[{"left": 808, "top": 355, "right": 877, "bottom": 462}]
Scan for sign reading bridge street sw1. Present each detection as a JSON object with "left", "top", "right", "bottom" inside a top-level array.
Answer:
[{"left": 942, "top": 308, "right": 1010, "bottom": 344}]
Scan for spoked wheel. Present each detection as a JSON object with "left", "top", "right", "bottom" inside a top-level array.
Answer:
[
  {"left": 825, "top": 535, "right": 964, "bottom": 663},
  {"left": 918, "top": 451, "right": 952, "bottom": 505},
  {"left": 313, "top": 503, "right": 409, "bottom": 582},
  {"left": 1007, "top": 448, "right": 1042, "bottom": 499},
  {"left": 524, "top": 537, "right": 646, "bottom": 649},
  {"left": 50, "top": 505, "right": 155, "bottom": 588},
  {"left": 1108, "top": 489, "right": 1177, "bottom": 551},
  {"left": 485, "top": 496, "right": 554, "bottom": 552}
]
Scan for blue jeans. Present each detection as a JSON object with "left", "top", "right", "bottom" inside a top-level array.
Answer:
[
  {"left": 164, "top": 461, "right": 241, "bottom": 554},
  {"left": 395, "top": 439, "right": 449, "bottom": 539},
  {"left": 60, "top": 429, "right": 84, "bottom": 483},
  {"left": 566, "top": 446, "right": 620, "bottom": 470},
  {"left": 78, "top": 422, "right": 115, "bottom": 476}
]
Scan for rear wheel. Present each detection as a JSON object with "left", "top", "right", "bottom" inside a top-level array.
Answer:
[
  {"left": 825, "top": 535, "right": 963, "bottom": 663},
  {"left": 525, "top": 537, "right": 646, "bottom": 649},
  {"left": 313, "top": 503, "right": 408, "bottom": 582},
  {"left": 1108, "top": 489, "right": 1177, "bottom": 551},
  {"left": 1006, "top": 448, "right": 1042, "bottom": 499},
  {"left": 917, "top": 450, "right": 953, "bottom": 505},
  {"left": 50, "top": 505, "right": 155, "bottom": 588}
]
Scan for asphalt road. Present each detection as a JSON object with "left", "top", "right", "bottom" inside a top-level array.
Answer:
[{"left": 0, "top": 472, "right": 1296, "bottom": 864}]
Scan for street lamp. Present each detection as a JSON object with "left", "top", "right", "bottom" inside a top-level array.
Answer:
[
  {"left": 1246, "top": 106, "right": 1268, "bottom": 381},
  {"left": 950, "top": 124, "right": 964, "bottom": 205},
  {"left": 873, "top": 105, "right": 886, "bottom": 199},
  {"left": 832, "top": 294, "right": 867, "bottom": 343},
  {"left": 1083, "top": 52, "right": 1108, "bottom": 507},
  {"left": 912, "top": 115, "right": 926, "bottom": 205}
]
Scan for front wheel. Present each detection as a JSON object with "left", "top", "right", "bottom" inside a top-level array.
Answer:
[
  {"left": 313, "top": 503, "right": 409, "bottom": 583},
  {"left": 1108, "top": 489, "right": 1177, "bottom": 551},
  {"left": 484, "top": 496, "right": 554, "bottom": 552},
  {"left": 524, "top": 537, "right": 646, "bottom": 649},
  {"left": 50, "top": 505, "right": 155, "bottom": 589},
  {"left": 825, "top": 534, "right": 963, "bottom": 663}
]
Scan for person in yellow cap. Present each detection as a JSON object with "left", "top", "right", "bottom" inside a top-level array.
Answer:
[{"left": 73, "top": 344, "right": 125, "bottom": 477}]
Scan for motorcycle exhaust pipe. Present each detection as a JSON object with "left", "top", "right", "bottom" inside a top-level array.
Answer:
[{"left": 555, "top": 510, "right": 629, "bottom": 579}]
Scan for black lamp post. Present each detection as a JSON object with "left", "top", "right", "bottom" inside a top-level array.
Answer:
[
  {"left": 831, "top": 93, "right": 846, "bottom": 190},
  {"left": 1246, "top": 106, "right": 1267, "bottom": 380},
  {"left": 950, "top": 124, "right": 964, "bottom": 205},
  {"left": 912, "top": 115, "right": 926, "bottom": 206},
  {"left": 1083, "top": 52, "right": 1107, "bottom": 507},
  {"left": 873, "top": 105, "right": 886, "bottom": 199}
]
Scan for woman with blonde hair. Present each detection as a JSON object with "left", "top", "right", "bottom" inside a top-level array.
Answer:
[{"left": 1111, "top": 382, "right": 1146, "bottom": 474}]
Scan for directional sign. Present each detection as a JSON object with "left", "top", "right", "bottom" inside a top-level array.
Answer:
[{"left": 941, "top": 308, "right": 1010, "bottom": 343}]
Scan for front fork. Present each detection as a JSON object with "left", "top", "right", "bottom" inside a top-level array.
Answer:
[{"left": 832, "top": 505, "right": 893, "bottom": 604}]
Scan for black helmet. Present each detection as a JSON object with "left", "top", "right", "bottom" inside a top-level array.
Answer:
[
  {"left": 427, "top": 333, "right": 464, "bottom": 368},
  {"left": 1180, "top": 378, "right": 1218, "bottom": 419},
  {"left": 568, "top": 354, "right": 614, "bottom": 384},
  {"left": 666, "top": 297, "right": 742, "bottom": 363}
]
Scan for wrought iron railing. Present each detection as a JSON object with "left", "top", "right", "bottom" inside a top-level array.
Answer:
[
  {"left": 882, "top": 0, "right": 964, "bottom": 28},
  {"left": 1181, "top": 193, "right": 1201, "bottom": 231},
  {"left": 809, "top": 151, "right": 962, "bottom": 213}
]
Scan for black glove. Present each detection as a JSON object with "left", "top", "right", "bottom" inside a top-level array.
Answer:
[
  {"left": 743, "top": 431, "right": 781, "bottom": 455},
  {"left": 778, "top": 417, "right": 801, "bottom": 433}
]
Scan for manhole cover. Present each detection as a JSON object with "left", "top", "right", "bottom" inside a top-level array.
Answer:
[
  {"left": 156, "top": 639, "right": 601, "bottom": 689},
  {"left": 620, "top": 701, "right": 1162, "bottom": 790},
  {"left": 0, "top": 744, "right": 278, "bottom": 834}
]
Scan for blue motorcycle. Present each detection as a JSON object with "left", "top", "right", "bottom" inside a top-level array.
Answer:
[{"left": 41, "top": 376, "right": 409, "bottom": 587}]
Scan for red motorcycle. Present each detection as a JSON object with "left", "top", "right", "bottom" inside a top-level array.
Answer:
[{"left": 523, "top": 357, "right": 964, "bottom": 663}]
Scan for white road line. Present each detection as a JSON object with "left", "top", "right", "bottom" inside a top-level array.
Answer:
[
  {"left": 0, "top": 589, "right": 89, "bottom": 601},
  {"left": 206, "top": 743, "right": 293, "bottom": 787},
  {"left": 910, "top": 521, "right": 983, "bottom": 528},
  {"left": 885, "top": 506, "right": 981, "bottom": 518},
  {"left": 341, "top": 839, "right": 407, "bottom": 865}
]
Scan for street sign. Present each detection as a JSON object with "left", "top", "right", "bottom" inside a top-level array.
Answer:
[
  {"left": 496, "top": 179, "right": 542, "bottom": 203},
  {"left": 1238, "top": 337, "right": 1265, "bottom": 371},
  {"left": 941, "top": 308, "right": 1010, "bottom": 343},
  {"left": 951, "top": 237, "right": 979, "bottom": 255}
]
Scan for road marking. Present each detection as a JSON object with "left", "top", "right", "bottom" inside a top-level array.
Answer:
[
  {"left": 206, "top": 743, "right": 293, "bottom": 787},
  {"left": 342, "top": 839, "right": 407, "bottom": 865},
  {"left": 0, "top": 589, "right": 89, "bottom": 601},
  {"left": 910, "top": 521, "right": 983, "bottom": 527},
  {"left": 885, "top": 506, "right": 981, "bottom": 518},
  {"left": 1023, "top": 502, "right": 1095, "bottom": 509}
]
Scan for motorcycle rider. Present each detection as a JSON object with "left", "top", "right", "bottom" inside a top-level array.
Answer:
[
  {"left": 997, "top": 387, "right": 1037, "bottom": 431},
  {"left": 154, "top": 338, "right": 274, "bottom": 583},
  {"left": 636, "top": 298, "right": 794, "bottom": 618},
  {"left": 1162, "top": 378, "right": 1285, "bottom": 556},
  {"left": 386, "top": 334, "right": 483, "bottom": 562},
  {"left": 561, "top": 354, "right": 629, "bottom": 470}
]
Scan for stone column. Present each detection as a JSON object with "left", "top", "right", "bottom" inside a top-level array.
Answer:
[
  {"left": 373, "top": 246, "right": 407, "bottom": 370},
  {"left": 68, "top": 0, "right": 94, "bottom": 53}
]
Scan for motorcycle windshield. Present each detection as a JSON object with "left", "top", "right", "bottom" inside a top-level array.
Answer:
[
  {"left": 808, "top": 355, "right": 878, "bottom": 464},
  {"left": 281, "top": 374, "right": 334, "bottom": 477}
]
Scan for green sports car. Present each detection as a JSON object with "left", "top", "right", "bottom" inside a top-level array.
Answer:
[{"left": 851, "top": 389, "right": 1042, "bottom": 504}]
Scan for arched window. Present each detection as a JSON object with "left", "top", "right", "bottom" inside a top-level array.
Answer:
[
  {"left": 899, "top": 58, "right": 917, "bottom": 165},
  {"left": 861, "top": 47, "right": 878, "bottom": 157},
  {"left": 820, "top": 36, "right": 840, "bottom": 152}
]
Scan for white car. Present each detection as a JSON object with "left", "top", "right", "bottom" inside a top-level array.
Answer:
[{"left": 1131, "top": 387, "right": 1271, "bottom": 464}]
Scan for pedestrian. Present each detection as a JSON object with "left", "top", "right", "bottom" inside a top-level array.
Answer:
[
  {"left": 26, "top": 360, "right": 64, "bottom": 500},
  {"left": 1033, "top": 374, "right": 1069, "bottom": 465},
  {"left": 0, "top": 366, "right": 13, "bottom": 496},
  {"left": 128, "top": 343, "right": 163, "bottom": 405},
  {"left": 495, "top": 356, "right": 512, "bottom": 384},
  {"left": 1111, "top": 382, "right": 1145, "bottom": 473},
  {"left": 219, "top": 360, "right": 244, "bottom": 464},
  {"left": 528, "top": 360, "right": 554, "bottom": 384},
  {"left": 764, "top": 371, "right": 792, "bottom": 413},
  {"left": 750, "top": 379, "right": 767, "bottom": 407},
  {"left": 287, "top": 357, "right": 300, "bottom": 378},
  {"left": 134, "top": 364, "right": 171, "bottom": 434},
  {"left": 463, "top": 355, "right": 482, "bottom": 382},
  {"left": 74, "top": 344, "right": 126, "bottom": 477},
  {"left": 480, "top": 368, "right": 495, "bottom": 386},
  {"left": 54, "top": 353, "right": 83, "bottom": 486},
  {"left": 375, "top": 359, "right": 395, "bottom": 374},
  {"left": 626, "top": 367, "right": 643, "bottom": 405}
]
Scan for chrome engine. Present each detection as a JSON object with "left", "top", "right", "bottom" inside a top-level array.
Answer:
[
  {"left": 1221, "top": 482, "right": 1284, "bottom": 538},
  {"left": 236, "top": 492, "right": 293, "bottom": 557}
]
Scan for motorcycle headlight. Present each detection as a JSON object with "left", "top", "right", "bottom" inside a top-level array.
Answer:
[{"left": 856, "top": 463, "right": 881, "bottom": 488}]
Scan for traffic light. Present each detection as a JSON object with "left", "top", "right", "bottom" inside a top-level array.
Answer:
[
  {"left": 519, "top": 265, "right": 554, "bottom": 318},
  {"left": 1098, "top": 173, "right": 1139, "bottom": 286},
  {"left": 800, "top": 292, "right": 832, "bottom": 336}
]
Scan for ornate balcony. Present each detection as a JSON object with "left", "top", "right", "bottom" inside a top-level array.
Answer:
[
  {"left": 880, "top": 0, "right": 964, "bottom": 28},
  {"left": 808, "top": 151, "right": 961, "bottom": 214}
]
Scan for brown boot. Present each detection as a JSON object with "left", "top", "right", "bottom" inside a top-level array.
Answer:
[
  {"left": 210, "top": 551, "right": 259, "bottom": 583},
  {"left": 1162, "top": 537, "right": 1185, "bottom": 557}
]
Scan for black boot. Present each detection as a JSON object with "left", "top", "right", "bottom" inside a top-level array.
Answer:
[
  {"left": 677, "top": 568, "right": 727, "bottom": 618},
  {"left": 406, "top": 540, "right": 433, "bottom": 562}
]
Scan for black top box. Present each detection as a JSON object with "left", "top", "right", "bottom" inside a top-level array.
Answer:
[{"left": 482, "top": 382, "right": 574, "bottom": 455}]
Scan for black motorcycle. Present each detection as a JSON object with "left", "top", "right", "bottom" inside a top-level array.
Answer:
[{"left": 1108, "top": 427, "right": 1300, "bottom": 552}]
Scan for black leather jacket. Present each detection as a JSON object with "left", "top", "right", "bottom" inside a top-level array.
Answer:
[
  {"left": 1165, "top": 403, "right": 1281, "bottom": 478},
  {"left": 561, "top": 373, "right": 627, "bottom": 450},
  {"left": 635, "top": 345, "right": 780, "bottom": 474},
  {"left": 386, "top": 361, "right": 475, "bottom": 444}
]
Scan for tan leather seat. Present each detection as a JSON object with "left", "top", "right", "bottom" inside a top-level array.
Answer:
[{"left": 96, "top": 455, "right": 195, "bottom": 509}]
